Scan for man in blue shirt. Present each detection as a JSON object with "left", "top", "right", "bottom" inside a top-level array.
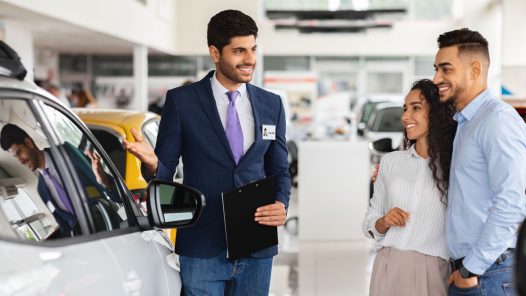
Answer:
[{"left": 433, "top": 28, "right": 526, "bottom": 295}]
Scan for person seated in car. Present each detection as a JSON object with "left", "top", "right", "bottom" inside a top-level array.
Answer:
[{"left": 0, "top": 123, "right": 120, "bottom": 237}]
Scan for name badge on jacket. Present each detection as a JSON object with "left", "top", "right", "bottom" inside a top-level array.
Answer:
[{"left": 262, "top": 125, "right": 276, "bottom": 140}]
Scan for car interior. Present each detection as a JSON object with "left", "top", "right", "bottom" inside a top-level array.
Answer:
[
  {"left": 0, "top": 99, "right": 59, "bottom": 241},
  {"left": 0, "top": 97, "right": 132, "bottom": 241}
]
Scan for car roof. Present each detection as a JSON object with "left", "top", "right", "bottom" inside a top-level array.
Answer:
[
  {"left": 374, "top": 102, "right": 404, "bottom": 110},
  {"left": 74, "top": 108, "right": 159, "bottom": 128},
  {"left": 364, "top": 95, "right": 404, "bottom": 103},
  {"left": 0, "top": 76, "right": 65, "bottom": 105}
]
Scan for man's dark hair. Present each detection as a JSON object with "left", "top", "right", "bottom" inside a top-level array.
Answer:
[
  {"left": 437, "top": 28, "right": 490, "bottom": 64},
  {"left": 0, "top": 123, "right": 30, "bottom": 151},
  {"left": 207, "top": 9, "right": 258, "bottom": 53}
]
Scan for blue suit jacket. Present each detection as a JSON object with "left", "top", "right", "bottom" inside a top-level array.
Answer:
[{"left": 154, "top": 71, "right": 291, "bottom": 258}]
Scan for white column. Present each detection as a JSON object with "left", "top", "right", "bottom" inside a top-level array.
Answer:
[
  {"left": 133, "top": 45, "right": 148, "bottom": 112},
  {"left": 1, "top": 20, "right": 34, "bottom": 81},
  {"left": 501, "top": 0, "right": 526, "bottom": 97},
  {"left": 458, "top": 0, "right": 502, "bottom": 97},
  {"left": 253, "top": 44, "right": 263, "bottom": 87},
  {"left": 488, "top": 4, "right": 502, "bottom": 98}
]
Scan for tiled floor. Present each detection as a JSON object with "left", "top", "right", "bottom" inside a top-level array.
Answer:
[{"left": 269, "top": 190, "right": 375, "bottom": 296}]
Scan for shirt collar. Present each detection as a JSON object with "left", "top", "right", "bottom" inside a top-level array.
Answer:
[
  {"left": 453, "top": 89, "right": 492, "bottom": 123},
  {"left": 210, "top": 72, "right": 247, "bottom": 103},
  {"left": 37, "top": 150, "right": 53, "bottom": 174},
  {"left": 409, "top": 144, "right": 421, "bottom": 158},
  {"left": 409, "top": 144, "right": 429, "bottom": 160}
]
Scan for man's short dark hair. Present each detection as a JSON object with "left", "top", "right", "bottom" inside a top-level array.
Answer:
[
  {"left": 207, "top": 9, "right": 258, "bottom": 53},
  {"left": 437, "top": 28, "right": 490, "bottom": 64},
  {"left": 0, "top": 123, "right": 30, "bottom": 151}
]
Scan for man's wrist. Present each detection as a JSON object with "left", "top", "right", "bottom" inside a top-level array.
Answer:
[
  {"left": 146, "top": 162, "right": 158, "bottom": 176},
  {"left": 459, "top": 266, "right": 477, "bottom": 278}
]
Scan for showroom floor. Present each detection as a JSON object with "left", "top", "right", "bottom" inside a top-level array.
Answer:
[{"left": 268, "top": 189, "right": 375, "bottom": 296}]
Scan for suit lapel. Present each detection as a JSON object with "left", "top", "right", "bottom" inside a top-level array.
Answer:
[
  {"left": 195, "top": 72, "right": 236, "bottom": 163},
  {"left": 239, "top": 84, "right": 261, "bottom": 164}
]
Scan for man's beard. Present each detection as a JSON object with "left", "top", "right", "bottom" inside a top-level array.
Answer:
[{"left": 218, "top": 59, "right": 254, "bottom": 84}]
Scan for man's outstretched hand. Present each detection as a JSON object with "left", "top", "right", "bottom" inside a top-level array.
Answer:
[{"left": 123, "top": 128, "right": 158, "bottom": 176}]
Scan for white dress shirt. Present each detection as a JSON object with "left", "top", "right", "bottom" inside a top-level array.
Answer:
[
  {"left": 210, "top": 73, "right": 255, "bottom": 155},
  {"left": 362, "top": 145, "right": 448, "bottom": 260}
]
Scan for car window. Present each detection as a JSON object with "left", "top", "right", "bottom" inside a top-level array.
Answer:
[
  {"left": 89, "top": 128, "right": 126, "bottom": 180},
  {"left": 372, "top": 107, "right": 404, "bottom": 132},
  {"left": 142, "top": 119, "right": 159, "bottom": 148},
  {"left": 41, "top": 104, "right": 133, "bottom": 233},
  {"left": 361, "top": 101, "right": 384, "bottom": 124},
  {"left": 0, "top": 98, "right": 69, "bottom": 240}
]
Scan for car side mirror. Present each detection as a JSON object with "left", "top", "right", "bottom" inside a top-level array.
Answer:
[
  {"left": 146, "top": 179, "right": 205, "bottom": 228},
  {"left": 371, "top": 138, "right": 394, "bottom": 153}
]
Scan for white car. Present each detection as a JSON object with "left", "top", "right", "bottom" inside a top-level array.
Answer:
[
  {"left": 354, "top": 95, "right": 403, "bottom": 138},
  {"left": 0, "top": 41, "right": 204, "bottom": 295},
  {"left": 363, "top": 102, "right": 404, "bottom": 150}
]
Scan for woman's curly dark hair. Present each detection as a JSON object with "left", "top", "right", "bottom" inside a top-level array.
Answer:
[{"left": 402, "top": 79, "right": 457, "bottom": 202}]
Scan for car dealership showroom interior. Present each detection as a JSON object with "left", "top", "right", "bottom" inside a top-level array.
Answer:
[{"left": 1, "top": 0, "right": 526, "bottom": 295}]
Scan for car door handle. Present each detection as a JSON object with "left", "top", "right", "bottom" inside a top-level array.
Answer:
[
  {"left": 39, "top": 251, "right": 62, "bottom": 261},
  {"left": 123, "top": 270, "right": 142, "bottom": 296}
]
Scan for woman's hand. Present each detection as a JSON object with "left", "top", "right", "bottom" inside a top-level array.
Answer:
[{"left": 375, "top": 207, "right": 410, "bottom": 234}]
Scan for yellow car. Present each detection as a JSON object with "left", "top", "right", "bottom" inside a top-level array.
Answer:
[{"left": 75, "top": 108, "right": 177, "bottom": 243}]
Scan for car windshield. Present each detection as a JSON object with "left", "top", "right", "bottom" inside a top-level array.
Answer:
[
  {"left": 361, "top": 101, "right": 385, "bottom": 124},
  {"left": 371, "top": 107, "right": 404, "bottom": 132}
]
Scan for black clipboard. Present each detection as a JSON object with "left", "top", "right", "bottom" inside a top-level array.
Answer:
[{"left": 221, "top": 176, "right": 278, "bottom": 260}]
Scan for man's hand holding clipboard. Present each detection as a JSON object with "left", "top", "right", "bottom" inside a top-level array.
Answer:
[
  {"left": 255, "top": 201, "right": 286, "bottom": 226},
  {"left": 221, "top": 176, "right": 286, "bottom": 260}
]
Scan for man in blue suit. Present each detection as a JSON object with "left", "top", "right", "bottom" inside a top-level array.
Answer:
[{"left": 125, "top": 9, "right": 291, "bottom": 296}]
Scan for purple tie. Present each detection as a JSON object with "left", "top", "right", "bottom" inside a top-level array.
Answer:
[
  {"left": 44, "top": 168, "right": 75, "bottom": 214},
  {"left": 226, "top": 91, "right": 244, "bottom": 164}
]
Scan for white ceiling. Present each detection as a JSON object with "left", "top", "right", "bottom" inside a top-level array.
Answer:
[{"left": 0, "top": 2, "right": 155, "bottom": 54}]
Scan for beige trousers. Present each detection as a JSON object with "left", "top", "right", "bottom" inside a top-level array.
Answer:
[{"left": 369, "top": 247, "right": 449, "bottom": 296}]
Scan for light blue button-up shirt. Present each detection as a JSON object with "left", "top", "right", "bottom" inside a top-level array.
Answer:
[{"left": 446, "top": 89, "right": 526, "bottom": 275}]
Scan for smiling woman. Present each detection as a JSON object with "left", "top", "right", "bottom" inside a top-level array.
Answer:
[{"left": 363, "top": 79, "right": 457, "bottom": 296}]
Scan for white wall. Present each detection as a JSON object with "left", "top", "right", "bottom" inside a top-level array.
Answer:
[
  {"left": 175, "top": 0, "right": 258, "bottom": 55},
  {"left": 502, "top": 0, "right": 526, "bottom": 67},
  {"left": 2, "top": 20, "right": 34, "bottom": 81},
  {"left": 501, "top": 0, "right": 526, "bottom": 97},
  {"left": 298, "top": 141, "right": 370, "bottom": 241},
  {"left": 456, "top": 0, "right": 502, "bottom": 96},
  {"left": 0, "top": 0, "right": 178, "bottom": 54}
]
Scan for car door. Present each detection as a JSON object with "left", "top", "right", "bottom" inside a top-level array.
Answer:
[
  {"left": 0, "top": 90, "right": 180, "bottom": 295},
  {"left": 0, "top": 94, "right": 124, "bottom": 295},
  {"left": 38, "top": 99, "right": 180, "bottom": 295}
]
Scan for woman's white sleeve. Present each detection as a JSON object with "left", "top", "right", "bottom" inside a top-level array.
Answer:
[{"left": 362, "top": 159, "right": 388, "bottom": 241}]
